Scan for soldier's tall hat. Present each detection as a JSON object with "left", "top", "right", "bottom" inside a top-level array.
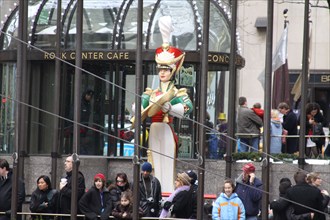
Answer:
[{"left": 155, "top": 16, "right": 185, "bottom": 78}]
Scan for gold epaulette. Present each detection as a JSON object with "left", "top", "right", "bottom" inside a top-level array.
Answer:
[
  {"left": 176, "top": 88, "right": 187, "bottom": 97},
  {"left": 143, "top": 87, "right": 153, "bottom": 95}
]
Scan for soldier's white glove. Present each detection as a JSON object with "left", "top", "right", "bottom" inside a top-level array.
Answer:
[{"left": 162, "top": 102, "right": 172, "bottom": 113}]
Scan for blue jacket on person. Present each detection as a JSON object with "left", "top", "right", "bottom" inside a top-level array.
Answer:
[
  {"left": 212, "top": 192, "right": 245, "bottom": 220},
  {"left": 270, "top": 119, "right": 283, "bottom": 154},
  {"left": 235, "top": 175, "right": 263, "bottom": 217}
]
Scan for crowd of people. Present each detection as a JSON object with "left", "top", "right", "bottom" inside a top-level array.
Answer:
[
  {"left": 0, "top": 157, "right": 199, "bottom": 219},
  {"left": 205, "top": 96, "right": 329, "bottom": 159},
  {"left": 270, "top": 171, "right": 329, "bottom": 220},
  {"left": 1, "top": 157, "right": 329, "bottom": 219},
  {"left": 212, "top": 163, "right": 329, "bottom": 220}
]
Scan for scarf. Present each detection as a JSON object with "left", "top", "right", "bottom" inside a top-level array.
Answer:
[{"left": 159, "top": 185, "right": 190, "bottom": 218}]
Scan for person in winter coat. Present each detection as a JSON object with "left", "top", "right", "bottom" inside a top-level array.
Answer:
[
  {"left": 186, "top": 170, "right": 198, "bottom": 219},
  {"left": 30, "top": 175, "right": 58, "bottom": 220},
  {"left": 235, "top": 163, "right": 262, "bottom": 220},
  {"left": 212, "top": 179, "right": 245, "bottom": 220},
  {"left": 58, "top": 156, "right": 86, "bottom": 220},
  {"left": 138, "top": 162, "right": 162, "bottom": 217},
  {"left": 278, "top": 171, "right": 325, "bottom": 220},
  {"left": 270, "top": 178, "right": 292, "bottom": 220},
  {"left": 306, "top": 172, "right": 330, "bottom": 213},
  {"left": 159, "top": 172, "right": 193, "bottom": 219},
  {"left": 278, "top": 102, "right": 298, "bottom": 154},
  {"left": 79, "top": 173, "right": 113, "bottom": 220},
  {"left": 112, "top": 190, "right": 143, "bottom": 219},
  {"left": 304, "top": 102, "right": 327, "bottom": 158},
  {"left": 270, "top": 109, "right": 283, "bottom": 154},
  {"left": 237, "top": 97, "right": 263, "bottom": 152},
  {"left": 64, "top": 89, "right": 95, "bottom": 154},
  {"left": 110, "top": 173, "right": 131, "bottom": 206},
  {"left": 0, "top": 159, "right": 26, "bottom": 220}
]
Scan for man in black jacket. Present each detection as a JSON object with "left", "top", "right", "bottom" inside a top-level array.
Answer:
[
  {"left": 58, "top": 155, "right": 86, "bottom": 219},
  {"left": 186, "top": 170, "right": 198, "bottom": 219},
  {"left": 276, "top": 171, "right": 325, "bottom": 220},
  {"left": 139, "top": 162, "right": 162, "bottom": 217},
  {"left": 287, "top": 171, "right": 325, "bottom": 219},
  {"left": 0, "top": 158, "right": 25, "bottom": 220}
]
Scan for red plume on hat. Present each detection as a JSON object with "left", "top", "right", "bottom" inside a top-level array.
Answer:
[{"left": 155, "top": 16, "right": 185, "bottom": 77}]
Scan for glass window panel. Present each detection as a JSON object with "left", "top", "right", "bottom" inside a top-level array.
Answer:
[
  {"left": 33, "top": 0, "right": 67, "bottom": 48},
  {"left": 1, "top": 0, "right": 41, "bottom": 50},
  {"left": 0, "top": 63, "right": 16, "bottom": 154},
  {"left": 1, "top": 8, "right": 19, "bottom": 50},
  {"left": 209, "top": 2, "right": 231, "bottom": 52},
  {"left": 63, "top": 1, "right": 120, "bottom": 49},
  {"left": 148, "top": 0, "right": 197, "bottom": 50},
  {"left": 2, "top": 0, "right": 232, "bottom": 52}
]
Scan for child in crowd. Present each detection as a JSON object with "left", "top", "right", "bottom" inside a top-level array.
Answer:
[
  {"left": 112, "top": 190, "right": 143, "bottom": 219},
  {"left": 251, "top": 102, "right": 264, "bottom": 120},
  {"left": 212, "top": 179, "right": 245, "bottom": 220},
  {"left": 270, "top": 109, "right": 283, "bottom": 154}
]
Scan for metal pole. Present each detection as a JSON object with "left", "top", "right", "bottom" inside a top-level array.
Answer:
[
  {"left": 197, "top": 0, "right": 210, "bottom": 219},
  {"left": 18, "top": 0, "right": 28, "bottom": 180},
  {"left": 51, "top": 0, "right": 62, "bottom": 188},
  {"left": 132, "top": 0, "right": 143, "bottom": 219},
  {"left": 226, "top": 0, "right": 238, "bottom": 178},
  {"left": 298, "top": 0, "right": 310, "bottom": 168},
  {"left": 11, "top": 0, "right": 26, "bottom": 218},
  {"left": 71, "top": 0, "right": 83, "bottom": 219},
  {"left": 261, "top": 0, "right": 274, "bottom": 218}
]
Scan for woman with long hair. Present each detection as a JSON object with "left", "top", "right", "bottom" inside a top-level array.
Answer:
[
  {"left": 159, "top": 172, "right": 193, "bottom": 219},
  {"left": 30, "top": 175, "right": 58, "bottom": 220},
  {"left": 305, "top": 102, "right": 327, "bottom": 158},
  {"left": 109, "top": 173, "right": 131, "bottom": 205}
]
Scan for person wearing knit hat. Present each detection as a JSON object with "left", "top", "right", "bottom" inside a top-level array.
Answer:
[
  {"left": 94, "top": 173, "right": 106, "bottom": 182},
  {"left": 79, "top": 172, "right": 113, "bottom": 220},
  {"left": 185, "top": 170, "right": 197, "bottom": 185},
  {"left": 235, "top": 163, "right": 263, "bottom": 219},
  {"left": 141, "top": 162, "right": 152, "bottom": 173},
  {"left": 159, "top": 172, "right": 193, "bottom": 218},
  {"left": 139, "top": 162, "right": 162, "bottom": 217}
]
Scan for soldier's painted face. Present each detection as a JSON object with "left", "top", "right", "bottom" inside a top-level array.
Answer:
[{"left": 158, "top": 68, "right": 172, "bottom": 82}]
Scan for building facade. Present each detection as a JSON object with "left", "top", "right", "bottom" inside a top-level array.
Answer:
[
  {"left": 0, "top": 0, "right": 244, "bottom": 157},
  {"left": 238, "top": 0, "right": 330, "bottom": 122}
]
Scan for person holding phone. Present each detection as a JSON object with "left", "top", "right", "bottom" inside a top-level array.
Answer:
[{"left": 235, "top": 163, "right": 263, "bottom": 220}]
